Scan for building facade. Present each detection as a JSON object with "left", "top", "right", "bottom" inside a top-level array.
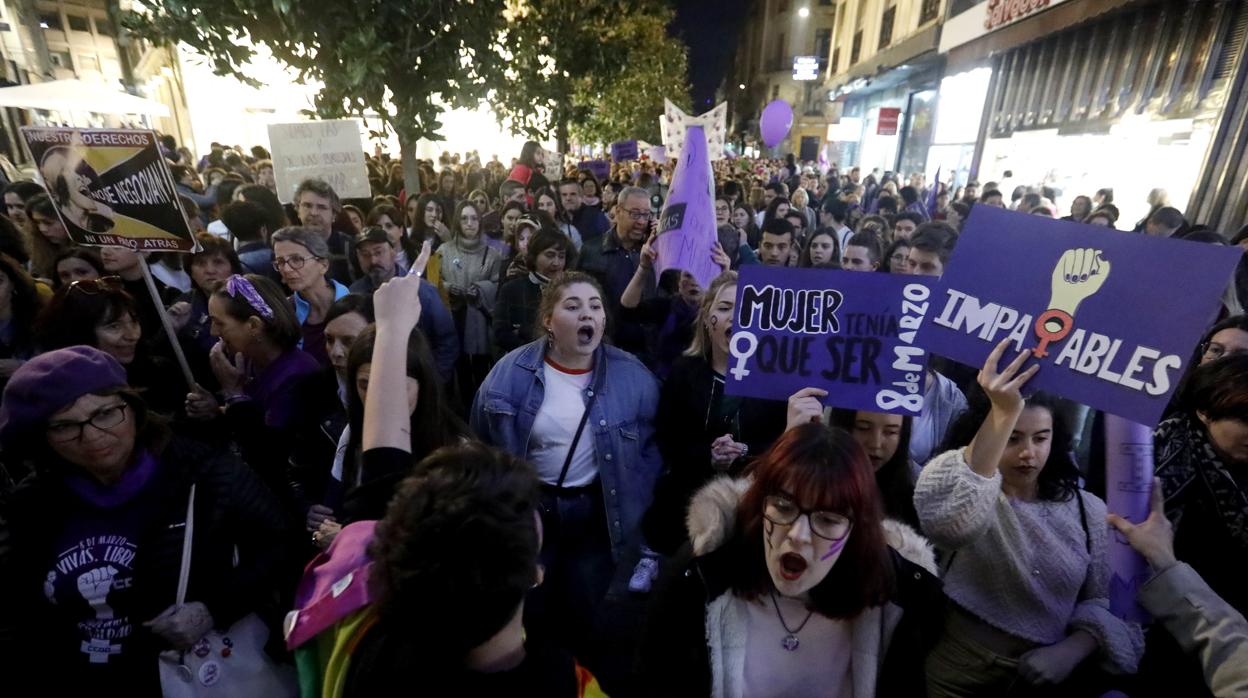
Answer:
[
  {"left": 822, "top": 0, "right": 946, "bottom": 175},
  {"left": 0, "top": 0, "right": 194, "bottom": 162},
  {"left": 729, "top": 0, "right": 839, "bottom": 161}
]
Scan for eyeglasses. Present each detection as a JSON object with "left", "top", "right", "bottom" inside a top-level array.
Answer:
[
  {"left": 763, "top": 494, "right": 852, "bottom": 541},
  {"left": 47, "top": 403, "right": 128, "bottom": 443},
  {"left": 623, "top": 209, "right": 652, "bottom": 221},
  {"left": 1202, "top": 341, "right": 1245, "bottom": 362},
  {"left": 272, "top": 254, "right": 321, "bottom": 271},
  {"left": 68, "top": 275, "right": 124, "bottom": 295}
]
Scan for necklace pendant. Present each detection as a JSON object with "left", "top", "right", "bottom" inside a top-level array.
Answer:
[{"left": 781, "top": 634, "right": 800, "bottom": 651}]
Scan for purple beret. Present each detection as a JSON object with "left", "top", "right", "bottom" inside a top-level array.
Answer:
[{"left": 0, "top": 346, "right": 129, "bottom": 445}]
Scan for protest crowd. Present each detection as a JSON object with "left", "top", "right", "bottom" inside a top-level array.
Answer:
[{"left": 1, "top": 133, "right": 1247, "bottom": 698}]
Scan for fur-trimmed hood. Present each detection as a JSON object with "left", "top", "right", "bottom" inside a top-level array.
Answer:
[{"left": 686, "top": 475, "right": 938, "bottom": 577}]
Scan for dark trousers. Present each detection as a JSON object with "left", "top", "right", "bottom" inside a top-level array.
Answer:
[{"left": 526, "top": 481, "right": 615, "bottom": 666}]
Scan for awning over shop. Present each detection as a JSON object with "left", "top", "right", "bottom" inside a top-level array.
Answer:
[{"left": 0, "top": 79, "right": 170, "bottom": 117}]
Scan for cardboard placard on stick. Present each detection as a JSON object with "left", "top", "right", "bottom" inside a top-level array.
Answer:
[
  {"left": 21, "top": 127, "right": 195, "bottom": 252},
  {"left": 267, "top": 119, "right": 370, "bottom": 204},
  {"left": 20, "top": 126, "right": 198, "bottom": 389}
]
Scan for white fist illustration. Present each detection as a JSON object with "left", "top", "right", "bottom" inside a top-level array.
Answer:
[{"left": 77, "top": 566, "right": 119, "bottom": 620}]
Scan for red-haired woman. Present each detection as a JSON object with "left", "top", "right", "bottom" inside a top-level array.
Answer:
[{"left": 640, "top": 422, "right": 942, "bottom": 696}]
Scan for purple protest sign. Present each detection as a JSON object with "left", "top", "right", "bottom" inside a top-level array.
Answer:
[
  {"left": 654, "top": 125, "right": 720, "bottom": 290},
  {"left": 611, "top": 140, "right": 639, "bottom": 162},
  {"left": 578, "top": 159, "right": 610, "bottom": 182},
  {"left": 915, "top": 206, "right": 1240, "bottom": 427},
  {"left": 725, "top": 265, "right": 935, "bottom": 416},
  {"left": 1104, "top": 414, "right": 1154, "bottom": 623}
]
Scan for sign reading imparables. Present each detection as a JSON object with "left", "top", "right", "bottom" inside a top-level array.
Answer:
[{"left": 984, "top": 0, "right": 1053, "bottom": 31}]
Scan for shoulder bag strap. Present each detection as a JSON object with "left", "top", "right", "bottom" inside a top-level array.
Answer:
[
  {"left": 554, "top": 389, "right": 599, "bottom": 491},
  {"left": 174, "top": 484, "right": 197, "bottom": 606},
  {"left": 1075, "top": 489, "right": 1091, "bottom": 555}
]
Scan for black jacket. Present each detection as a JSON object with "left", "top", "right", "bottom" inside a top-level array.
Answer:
[
  {"left": 1, "top": 437, "right": 292, "bottom": 691},
  {"left": 642, "top": 355, "right": 786, "bottom": 554},
  {"left": 638, "top": 477, "right": 945, "bottom": 697}
]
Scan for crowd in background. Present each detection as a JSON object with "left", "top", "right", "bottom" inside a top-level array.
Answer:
[{"left": 0, "top": 134, "right": 1246, "bottom": 697}]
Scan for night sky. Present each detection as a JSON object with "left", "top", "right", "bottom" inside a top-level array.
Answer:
[{"left": 671, "top": 0, "right": 750, "bottom": 110}]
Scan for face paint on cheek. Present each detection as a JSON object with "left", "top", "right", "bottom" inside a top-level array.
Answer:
[
  {"left": 820, "top": 535, "right": 850, "bottom": 561},
  {"left": 709, "top": 315, "right": 719, "bottom": 329}
]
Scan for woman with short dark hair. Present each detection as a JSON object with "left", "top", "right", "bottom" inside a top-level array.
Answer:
[
  {"left": 493, "top": 226, "right": 574, "bottom": 353},
  {"left": 641, "top": 422, "right": 941, "bottom": 695}
]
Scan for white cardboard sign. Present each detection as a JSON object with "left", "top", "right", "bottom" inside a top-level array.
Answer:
[{"left": 267, "top": 119, "right": 370, "bottom": 203}]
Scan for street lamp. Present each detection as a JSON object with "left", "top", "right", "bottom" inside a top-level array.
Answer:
[
  {"left": 797, "top": 6, "right": 810, "bottom": 18},
  {"left": 739, "top": 83, "right": 746, "bottom": 89}
]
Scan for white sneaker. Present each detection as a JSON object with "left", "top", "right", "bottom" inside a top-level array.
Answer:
[{"left": 628, "top": 556, "right": 660, "bottom": 593}]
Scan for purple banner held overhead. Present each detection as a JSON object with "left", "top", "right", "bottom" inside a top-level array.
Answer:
[
  {"left": 578, "top": 159, "right": 610, "bottom": 183},
  {"left": 725, "top": 265, "right": 935, "bottom": 417},
  {"left": 610, "top": 140, "right": 639, "bottom": 162},
  {"left": 1104, "top": 414, "right": 1154, "bottom": 623},
  {"left": 653, "top": 125, "right": 721, "bottom": 290},
  {"left": 914, "top": 206, "right": 1241, "bottom": 427}
]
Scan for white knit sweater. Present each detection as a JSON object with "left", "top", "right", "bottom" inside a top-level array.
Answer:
[{"left": 913, "top": 448, "right": 1144, "bottom": 674}]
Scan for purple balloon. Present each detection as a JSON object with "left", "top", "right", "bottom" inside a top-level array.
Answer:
[{"left": 760, "top": 100, "right": 794, "bottom": 148}]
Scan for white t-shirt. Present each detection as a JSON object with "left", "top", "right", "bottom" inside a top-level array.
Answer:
[{"left": 528, "top": 359, "right": 597, "bottom": 487}]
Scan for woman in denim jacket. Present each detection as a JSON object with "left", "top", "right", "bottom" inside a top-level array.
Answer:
[{"left": 470, "top": 271, "right": 662, "bottom": 668}]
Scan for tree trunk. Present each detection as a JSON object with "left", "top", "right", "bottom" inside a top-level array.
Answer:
[
  {"left": 556, "top": 119, "right": 569, "bottom": 160},
  {"left": 400, "top": 134, "right": 422, "bottom": 200}
]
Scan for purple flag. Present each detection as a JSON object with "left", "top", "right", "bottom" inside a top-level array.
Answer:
[
  {"left": 1104, "top": 414, "right": 1154, "bottom": 623},
  {"left": 926, "top": 167, "right": 941, "bottom": 218},
  {"left": 654, "top": 125, "right": 721, "bottom": 290}
]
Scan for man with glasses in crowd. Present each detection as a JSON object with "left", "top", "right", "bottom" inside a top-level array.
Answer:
[
  {"left": 294, "top": 178, "right": 353, "bottom": 284},
  {"left": 579, "top": 186, "right": 655, "bottom": 355}
]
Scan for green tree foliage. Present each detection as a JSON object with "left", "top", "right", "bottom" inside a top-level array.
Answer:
[
  {"left": 122, "top": 0, "right": 513, "bottom": 193},
  {"left": 492, "top": 0, "right": 690, "bottom": 149}
]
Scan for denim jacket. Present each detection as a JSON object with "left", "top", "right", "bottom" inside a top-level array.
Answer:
[{"left": 470, "top": 338, "right": 663, "bottom": 559}]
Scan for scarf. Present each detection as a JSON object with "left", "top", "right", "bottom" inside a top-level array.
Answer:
[{"left": 1156, "top": 414, "right": 1248, "bottom": 549}]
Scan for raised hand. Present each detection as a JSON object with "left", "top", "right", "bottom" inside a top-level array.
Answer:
[
  {"left": 374, "top": 273, "right": 424, "bottom": 336},
  {"left": 978, "top": 338, "right": 1039, "bottom": 416},
  {"left": 785, "top": 387, "right": 828, "bottom": 432}
]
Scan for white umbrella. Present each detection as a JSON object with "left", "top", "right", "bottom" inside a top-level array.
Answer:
[{"left": 0, "top": 79, "right": 169, "bottom": 117}]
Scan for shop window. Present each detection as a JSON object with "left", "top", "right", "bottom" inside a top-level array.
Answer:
[
  {"left": 67, "top": 14, "right": 90, "bottom": 33},
  {"left": 850, "top": 30, "right": 862, "bottom": 64},
  {"left": 94, "top": 17, "right": 115, "bottom": 38},
  {"left": 879, "top": 7, "right": 895, "bottom": 49},
  {"left": 38, "top": 12, "right": 62, "bottom": 31},
  {"left": 920, "top": 0, "right": 942, "bottom": 24}
]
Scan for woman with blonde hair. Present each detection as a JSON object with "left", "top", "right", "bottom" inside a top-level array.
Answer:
[{"left": 641, "top": 271, "right": 787, "bottom": 555}]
